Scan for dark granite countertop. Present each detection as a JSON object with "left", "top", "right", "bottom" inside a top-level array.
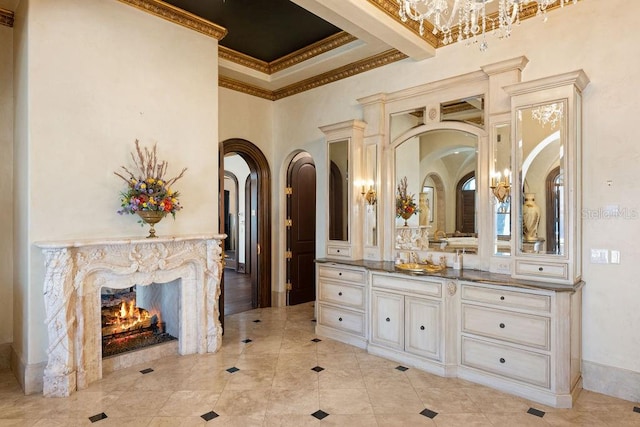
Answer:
[{"left": 315, "top": 258, "right": 584, "bottom": 293}]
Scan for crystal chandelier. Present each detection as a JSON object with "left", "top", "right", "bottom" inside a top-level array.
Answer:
[
  {"left": 397, "top": 0, "right": 577, "bottom": 51},
  {"left": 531, "top": 102, "right": 563, "bottom": 128}
]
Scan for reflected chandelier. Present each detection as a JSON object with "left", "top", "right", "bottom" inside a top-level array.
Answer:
[{"left": 398, "top": 0, "right": 577, "bottom": 51}]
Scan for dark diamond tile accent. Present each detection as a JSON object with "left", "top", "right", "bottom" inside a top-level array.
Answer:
[
  {"left": 226, "top": 367, "right": 240, "bottom": 373},
  {"left": 311, "top": 338, "right": 322, "bottom": 343},
  {"left": 311, "top": 319, "right": 317, "bottom": 322},
  {"left": 253, "top": 319, "right": 261, "bottom": 323},
  {"left": 633, "top": 406, "right": 640, "bottom": 414},
  {"left": 89, "top": 413, "right": 108, "bottom": 423},
  {"left": 311, "top": 366, "right": 325, "bottom": 372},
  {"left": 242, "top": 339, "right": 253, "bottom": 343},
  {"left": 527, "top": 408, "right": 546, "bottom": 418},
  {"left": 201, "top": 411, "right": 219, "bottom": 421},
  {"left": 396, "top": 365, "right": 409, "bottom": 372},
  {"left": 311, "top": 410, "right": 329, "bottom": 420},
  {"left": 420, "top": 408, "right": 438, "bottom": 419},
  {"left": 139, "top": 368, "right": 154, "bottom": 374}
]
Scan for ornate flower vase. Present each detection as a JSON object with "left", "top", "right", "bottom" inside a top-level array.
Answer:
[
  {"left": 136, "top": 210, "right": 166, "bottom": 238},
  {"left": 400, "top": 211, "right": 413, "bottom": 227},
  {"left": 522, "top": 193, "right": 541, "bottom": 242}
]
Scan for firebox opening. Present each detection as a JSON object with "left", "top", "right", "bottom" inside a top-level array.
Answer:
[{"left": 101, "top": 282, "right": 179, "bottom": 358}]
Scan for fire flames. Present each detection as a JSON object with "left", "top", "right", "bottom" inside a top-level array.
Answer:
[{"left": 104, "top": 299, "right": 161, "bottom": 335}]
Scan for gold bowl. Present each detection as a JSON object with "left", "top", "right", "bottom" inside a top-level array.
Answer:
[{"left": 396, "top": 262, "right": 446, "bottom": 273}]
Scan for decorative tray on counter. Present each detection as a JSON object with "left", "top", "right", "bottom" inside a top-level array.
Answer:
[{"left": 395, "top": 262, "right": 446, "bottom": 273}]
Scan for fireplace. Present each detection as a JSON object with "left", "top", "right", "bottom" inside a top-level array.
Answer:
[
  {"left": 101, "top": 283, "right": 178, "bottom": 358},
  {"left": 37, "top": 235, "right": 225, "bottom": 397}
]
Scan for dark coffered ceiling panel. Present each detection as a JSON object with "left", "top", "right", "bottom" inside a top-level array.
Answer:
[{"left": 163, "top": 0, "right": 341, "bottom": 62}]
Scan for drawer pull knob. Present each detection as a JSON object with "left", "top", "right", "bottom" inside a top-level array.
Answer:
[
  {"left": 337, "top": 250, "right": 341, "bottom": 253},
  {"left": 338, "top": 317, "right": 343, "bottom": 322},
  {"left": 338, "top": 292, "right": 343, "bottom": 296},
  {"left": 420, "top": 325, "right": 425, "bottom": 331},
  {"left": 499, "top": 323, "right": 505, "bottom": 329},
  {"left": 500, "top": 296, "right": 505, "bottom": 301},
  {"left": 386, "top": 317, "right": 391, "bottom": 322},
  {"left": 499, "top": 358, "right": 506, "bottom": 364},
  {"left": 538, "top": 267, "right": 544, "bottom": 271},
  {"left": 338, "top": 272, "right": 342, "bottom": 276}
]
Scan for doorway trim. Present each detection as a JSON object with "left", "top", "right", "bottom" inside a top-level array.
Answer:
[{"left": 222, "top": 139, "right": 272, "bottom": 308}]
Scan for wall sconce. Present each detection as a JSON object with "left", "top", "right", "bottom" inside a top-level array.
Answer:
[
  {"left": 490, "top": 169, "right": 511, "bottom": 203},
  {"left": 361, "top": 182, "right": 377, "bottom": 205}
]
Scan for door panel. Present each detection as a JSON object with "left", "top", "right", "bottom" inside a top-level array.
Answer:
[{"left": 288, "top": 156, "right": 316, "bottom": 305}]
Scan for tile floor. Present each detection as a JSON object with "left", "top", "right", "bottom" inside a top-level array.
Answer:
[{"left": 1, "top": 302, "right": 639, "bottom": 426}]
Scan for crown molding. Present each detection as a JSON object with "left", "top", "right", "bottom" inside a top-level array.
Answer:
[
  {"left": 117, "top": 0, "right": 227, "bottom": 40},
  {"left": 219, "top": 32, "right": 357, "bottom": 76},
  {"left": 0, "top": 7, "right": 14, "bottom": 28},
  {"left": 220, "top": 49, "right": 408, "bottom": 101}
]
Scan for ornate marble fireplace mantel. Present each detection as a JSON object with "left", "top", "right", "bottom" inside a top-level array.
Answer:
[{"left": 35, "top": 234, "right": 226, "bottom": 397}]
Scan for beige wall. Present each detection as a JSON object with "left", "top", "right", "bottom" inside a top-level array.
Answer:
[
  {"left": 12, "top": 0, "right": 220, "bottom": 386},
  {"left": 0, "top": 20, "right": 14, "bottom": 364}
]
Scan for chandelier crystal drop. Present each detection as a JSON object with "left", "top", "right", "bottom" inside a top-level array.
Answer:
[
  {"left": 398, "top": 0, "right": 577, "bottom": 51},
  {"left": 531, "top": 102, "right": 564, "bottom": 128}
]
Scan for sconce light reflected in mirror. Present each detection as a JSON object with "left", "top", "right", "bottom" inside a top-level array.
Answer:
[
  {"left": 361, "top": 182, "right": 377, "bottom": 205},
  {"left": 490, "top": 169, "right": 511, "bottom": 203}
]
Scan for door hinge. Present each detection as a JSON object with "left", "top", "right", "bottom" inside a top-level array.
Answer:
[
  {"left": 286, "top": 282, "right": 292, "bottom": 291},
  {"left": 285, "top": 250, "right": 292, "bottom": 259},
  {"left": 257, "top": 243, "right": 261, "bottom": 255},
  {"left": 285, "top": 187, "right": 293, "bottom": 195},
  {"left": 285, "top": 218, "right": 293, "bottom": 228}
]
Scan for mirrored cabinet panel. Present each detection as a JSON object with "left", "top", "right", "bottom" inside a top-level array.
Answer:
[
  {"left": 492, "top": 123, "right": 512, "bottom": 256},
  {"left": 328, "top": 139, "right": 349, "bottom": 242},
  {"left": 506, "top": 70, "right": 589, "bottom": 284}
]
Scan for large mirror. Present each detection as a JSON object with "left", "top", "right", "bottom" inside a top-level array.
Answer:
[
  {"left": 516, "top": 100, "right": 566, "bottom": 255},
  {"left": 328, "top": 139, "right": 349, "bottom": 241},
  {"left": 395, "top": 128, "right": 478, "bottom": 253},
  {"left": 364, "top": 144, "right": 378, "bottom": 247},
  {"left": 492, "top": 123, "right": 512, "bottom": 256}
]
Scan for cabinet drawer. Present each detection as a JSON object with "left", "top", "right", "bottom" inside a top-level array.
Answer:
[
  {"left": 515, "top": 260, "right": 568, "bottom": 281},
  {"left": 318, "top": 265, "right": 365, "bottom": 284},
  {"left": 318, "top": 281, "right": 365, "bottom": 309},
  {"left": 371, "top": 273, "right": 442, "bottom": 298},
  {"left": 326, "top": 245, "right": 352, "bottom": 258},
  {"left": 461, "top": 284, "right": 551, "bottom": 313},
  {"left": 461, "top": 337, "right": 550, "bottom": 388},
  {"left": 318, "top": 304, "right": 365, "bottom": 336},
  {"left": 462, "top": 305, "right": 550, "bottom": 350}
]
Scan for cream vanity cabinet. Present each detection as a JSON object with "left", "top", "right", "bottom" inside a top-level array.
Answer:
[
  {"left": 458, "top": 280, "right": 583, "bottom": 408},
  {"left": 368, "top": 272, "right": 456, "bottom": 376},
  {"left": 315, "top": 263, "right": 368, "bottom": 348}
]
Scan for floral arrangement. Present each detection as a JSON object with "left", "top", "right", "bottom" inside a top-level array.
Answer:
[
  {"left": 396, "top": 176, "right": 420, "bottom": 218},
  {"left": 114, "top": 140, "right": 187, "bottom": 217}
]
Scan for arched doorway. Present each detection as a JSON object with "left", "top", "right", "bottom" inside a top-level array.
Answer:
[{"left": 221, "top": 139, "right": 272, "bottom": 315}]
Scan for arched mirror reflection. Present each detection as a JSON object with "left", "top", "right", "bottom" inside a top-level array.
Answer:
[
  {"left": 395, "top": 129, "right": 478, "bottom": 254},
  {"left": 516, "top": 100, "right": 566, "bottom": 255}
]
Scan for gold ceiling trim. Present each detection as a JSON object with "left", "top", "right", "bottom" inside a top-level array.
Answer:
[
  {"left": 367, "top": 0, "right": 579, "bottom": 48},
  {"left": 117, "top": 0, "right": 227, "bottom": 40},
  {"left": 219, "top": 47, "right": 270, "bottom": 74},
  {"left": 273, "top": 49, "right": 407, "bottom": 100},
  {"left": 219, "top": 76, "right": 276, "bottom": 101},
  {"left": 219, "top": 49, "right": 407, "bottom": 101},
  {"left": 219, "top": 32, "right": 357, "bottom": 76},
  {"left": 270, "top": 32, "right": 358, "bottom": 74},
  {"left": 0, "top": 8, "right": 14, "bottom": 28}
]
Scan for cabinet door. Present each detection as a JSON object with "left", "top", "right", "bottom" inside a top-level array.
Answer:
[
  {"left": 405, "top": 297, "right": 441, "bottom": 360},
  {"left": 371, "top": 291, "right": 403, "bottom": 350}
]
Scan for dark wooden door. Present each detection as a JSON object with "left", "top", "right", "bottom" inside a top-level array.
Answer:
[
  {"left": 246, "top": 173, "right": 259, "bottom": 308},
  {"left": 287, "top": 156, "right": 316, "bottom": 305}
]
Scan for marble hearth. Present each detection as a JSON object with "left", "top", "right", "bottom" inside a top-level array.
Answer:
[{"left": 36, "top": 235, "right": 225, "bottom": 397}]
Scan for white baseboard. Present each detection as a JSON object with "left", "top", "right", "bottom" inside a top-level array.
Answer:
[{"left": 582, "top": 360, "right": 640, "bottom": 402}]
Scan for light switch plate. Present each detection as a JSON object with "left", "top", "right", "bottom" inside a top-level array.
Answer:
[
  {"left": 611, "top": 250, "right": 620, "bottom": 264},
  {"left": 590, "top": 249, "right": 609, "bottom": 264}
]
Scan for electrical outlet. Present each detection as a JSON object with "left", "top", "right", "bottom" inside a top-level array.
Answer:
[{"left": 590, "top": 249, "right": 609, "bottom": 264}]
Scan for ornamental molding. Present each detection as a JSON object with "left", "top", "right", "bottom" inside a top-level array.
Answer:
[
  {"left": 0, "top": 7, "right": 14, "bottom": 28},
  {"left": 117, "top": 0, "right": 227, "bottom": 40},
  {"left": 220, "top": 49, "right": 408, "bottom": 101}
]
